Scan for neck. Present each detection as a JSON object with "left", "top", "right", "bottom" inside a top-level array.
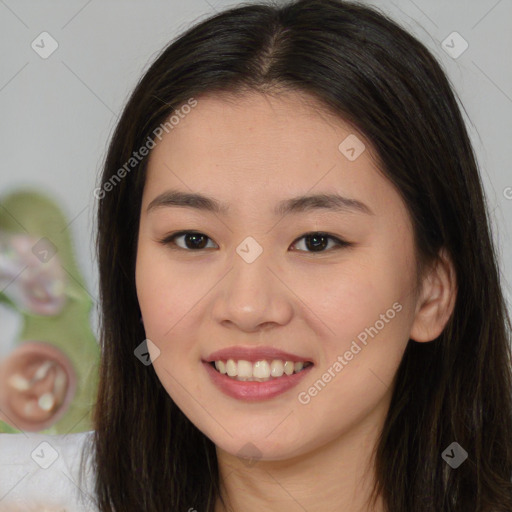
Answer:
[{"left": 214, "top": 399, "right": 389, "bottom": 512}]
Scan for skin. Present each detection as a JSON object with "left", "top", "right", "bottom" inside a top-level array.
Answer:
[{"left": 135, "top": 91, "right": 457, "bottom": 512}]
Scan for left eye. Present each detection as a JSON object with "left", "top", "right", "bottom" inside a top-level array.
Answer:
[
  {"left": 159, "top": 231, "right": 217, "bottom": 250},
  {"left": 291, "top": 232, "right": 351, "bottom": 252},
  {"left": 158, "top": 231, "right": 351, "bottom": 253}
]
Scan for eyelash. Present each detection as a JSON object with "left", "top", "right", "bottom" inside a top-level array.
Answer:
[{"left": 157, "top": 230, "right": 352, "bottom": 253}]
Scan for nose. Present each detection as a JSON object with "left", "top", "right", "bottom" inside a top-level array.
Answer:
[{"left": 211, "top": 244, "right": 293, "bottom": 333}]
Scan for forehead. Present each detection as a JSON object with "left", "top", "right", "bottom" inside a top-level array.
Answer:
[
  {"left": 142, "top": 91, "right": 406, "bottom": 224},
  {"left": 147, "top": 90, "right": 370, "bottom": 172},
  {"left": 156, "top": 90, "right": 360, "bottom": 156}
]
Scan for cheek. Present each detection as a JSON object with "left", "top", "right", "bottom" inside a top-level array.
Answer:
[
  {"left": 135, "top": 242, "right": 182, "bottom": 339},
  {"left": 135, "top": 242, "right": 214, "bottom": 354},
  {"left": 304, "top": 244, "right": 415, "bottom": 391},
  {"left": 293, "top": 265, "right": 412, "bottom": 442},
  {"left": 310, "top": 262, "right": 406, "bottom": 346}
]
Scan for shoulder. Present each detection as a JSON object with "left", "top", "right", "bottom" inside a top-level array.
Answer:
[{"left": 0, "top": 430, "right": 97, "bottom": 511}]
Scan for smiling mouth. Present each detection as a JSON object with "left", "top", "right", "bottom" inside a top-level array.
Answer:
[{"left": 209, "top": 359, "right": 313, "bottom": 382}]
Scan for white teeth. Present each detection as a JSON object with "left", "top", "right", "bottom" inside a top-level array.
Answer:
[
  {"left": 270, "top": 360, "right": 284, "bottom": 377},
  {"left": 213, "top": 359, "right": 310, "bottom": 380},
  {"left": 215, "top": 361, "right": 227, "bottom": 374},
  {"left": 226, "top": 359, "right": 237, "bottom": 377},
  {"left": 38, "top": 392, "right": 56, "bottom": 412},
  {"left": 237, "top": 360, "right": 253, "bottom": 378},
  {"left": 8, "top": 373, "right": 31, "bottom": 391},
  {"left": 253, "top": 360, "right": 270, "bottom": 379},
  {"left": 32, "top": 361, "right": 54, "bottom": 383},
  {"left": 283, "top": 361, "right": 294, "bottom": 375},
  {"left": 52, "top": 368, "right": 68, "bottom": 397}
]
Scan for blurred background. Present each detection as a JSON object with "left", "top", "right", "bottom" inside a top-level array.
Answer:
[{"left": 0, "top": 0, "right": 511, "bottom": 434}]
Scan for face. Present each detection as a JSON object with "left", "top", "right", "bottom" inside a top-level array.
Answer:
[{"left": 135, "top": 91, "right": 421, "bottom": 461}]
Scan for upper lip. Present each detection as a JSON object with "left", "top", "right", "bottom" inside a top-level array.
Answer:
[{"left": 204, "top": 346, "right": 314, "bottom": 364}]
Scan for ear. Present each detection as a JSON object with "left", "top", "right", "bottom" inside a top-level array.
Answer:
[
  {"left": 409, "top": 248, "right": 457, "bottom": 343},
  {"left": 0, "top": 341, "right": 76, "bottom": 432}
]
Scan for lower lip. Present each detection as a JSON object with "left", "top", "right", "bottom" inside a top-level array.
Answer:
[{"left": 202, "top": 361, "right": 313, "bottom": 401}]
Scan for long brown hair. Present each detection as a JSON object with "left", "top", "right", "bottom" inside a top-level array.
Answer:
[{"left": 84, "top": 1, "right": 512, "bottom": 510}]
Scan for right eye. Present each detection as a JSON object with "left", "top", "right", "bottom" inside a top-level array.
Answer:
[{"left": 157, "top": 231, "right": 218, "bottom": 250}]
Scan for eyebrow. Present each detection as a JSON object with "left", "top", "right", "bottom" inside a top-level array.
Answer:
[{"left": 146, "top": 189, "right": 374, "bottom": 216}]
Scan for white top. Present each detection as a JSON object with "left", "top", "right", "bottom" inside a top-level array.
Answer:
[{"left": 0, "top": 431, "right": 97, "bottom": 511}]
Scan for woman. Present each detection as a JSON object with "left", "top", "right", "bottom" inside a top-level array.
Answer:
[
  {"left": 2, "top": 0, "right": 512, "bottom": 510},
  {"left": 92, "top": 0, "right": 512, "bottom": 510}
]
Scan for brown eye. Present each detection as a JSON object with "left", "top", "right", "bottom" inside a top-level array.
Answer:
[
  {"left": 290, "top": 232, "right": 350, "bottom": 253},
  {"left": 160, "top": 231, "right": 217, "bottom": 250}
]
